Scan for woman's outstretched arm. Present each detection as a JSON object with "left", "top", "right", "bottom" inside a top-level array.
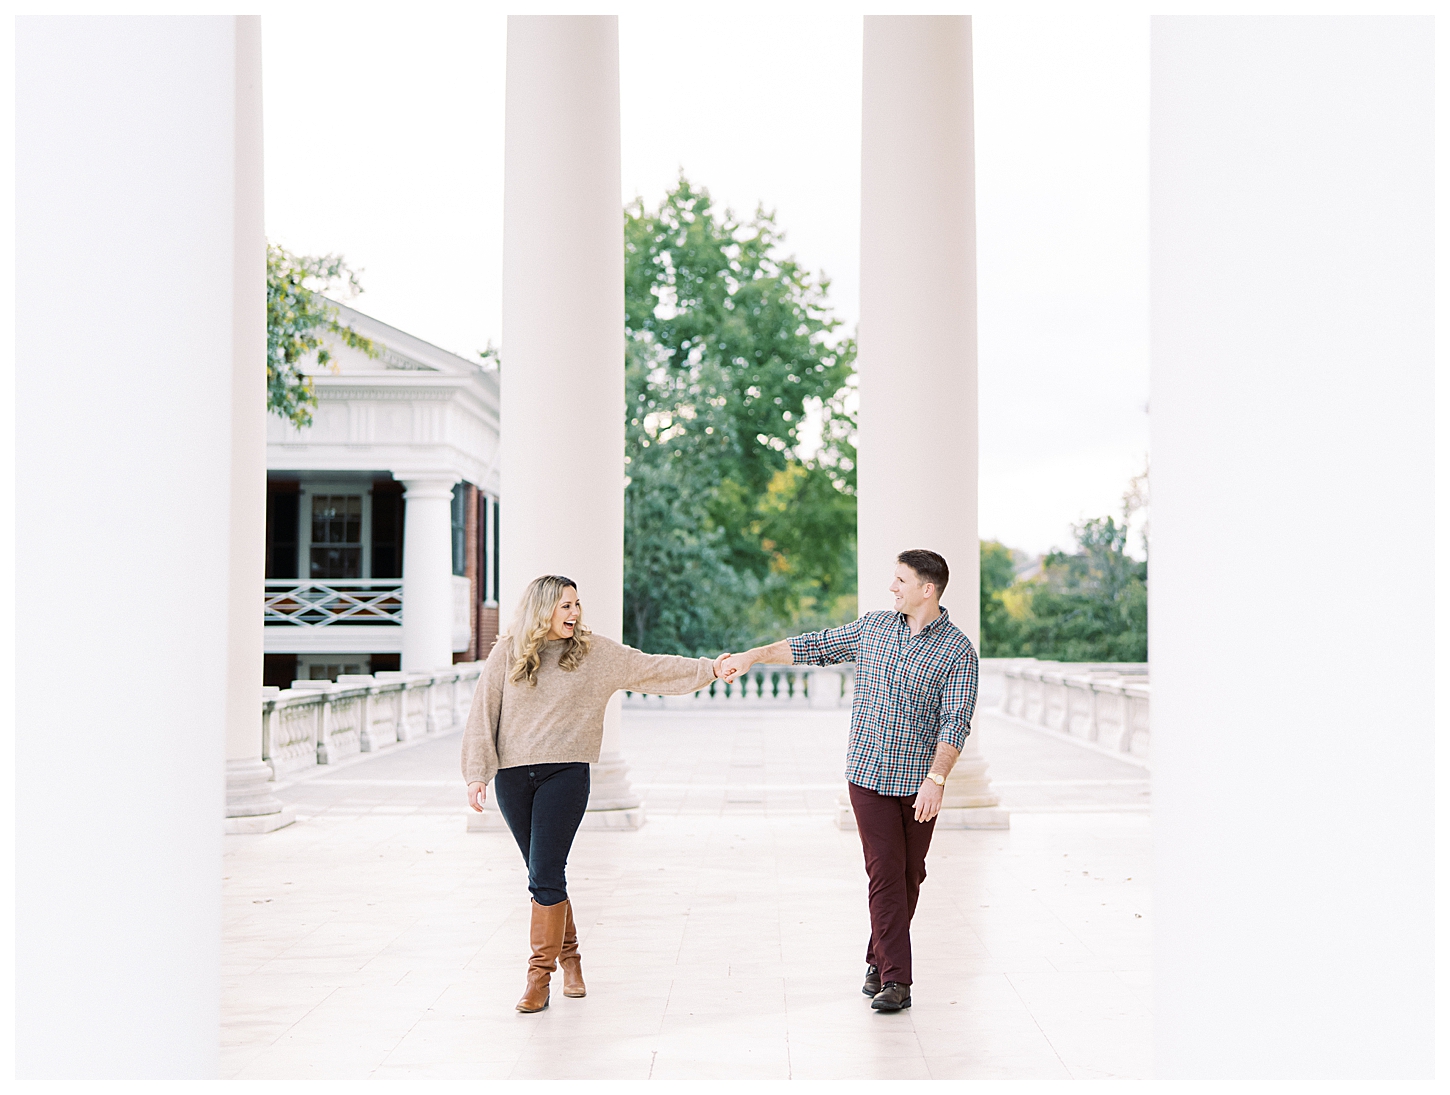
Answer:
[{"left": 611, "top": 640, "right": 722, "bottom": 697}]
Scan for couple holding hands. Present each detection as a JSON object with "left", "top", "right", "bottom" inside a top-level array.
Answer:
[{"left": 461, "top": 548, "right": 979, "bottom": 1014}]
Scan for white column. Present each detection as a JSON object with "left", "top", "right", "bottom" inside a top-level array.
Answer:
[
  {"left": 500, "top": 15, "right": 640, "bottom": 828},
  {"left": 399, "top": 475, "right": 460, "bottom": 673},
  {"left": 856, "top": 14, "right": 1005, "bottom": 830},
  {"left": 1151, "top": 16, "right": 1433, "bottom": 1078},
  {"left": 15, "top": 15, "right": 247, "bottom": 1078},
  {"left": 223, "top": 16, "right": 292, "bottom": 835}
]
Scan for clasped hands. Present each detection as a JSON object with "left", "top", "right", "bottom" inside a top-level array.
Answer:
[{"left": 710, "top": 651, "right": 754, "bottom": 683}]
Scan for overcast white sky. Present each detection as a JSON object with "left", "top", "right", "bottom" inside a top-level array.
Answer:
[{"left": 262, "top": 8, "right": 1149, "bottom": 558}]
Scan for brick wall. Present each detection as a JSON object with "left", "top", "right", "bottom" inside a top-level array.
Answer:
[
  {"left": 477, "top": 605, "right": 500, "bottom": 659},
  {"left": 455, "top": 483, "right": 479, "bottom": 664}
]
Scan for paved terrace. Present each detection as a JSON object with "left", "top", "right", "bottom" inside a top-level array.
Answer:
[{"left": 222, "top": 707, "right": 1152, "bottom": 1080}]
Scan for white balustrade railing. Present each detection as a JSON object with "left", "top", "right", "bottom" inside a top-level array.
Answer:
[
  {"left": 261, "top": 663, "right": 482, "bottom": 778},
  {"left": 624, "top": 664, "right": 854, "bottom": 710},
  {"left": 989, "top": 657, "right": 1150, "bottom": 762},
  {"left": 264, "top": 579, "right": 403, "bottom": 628}
]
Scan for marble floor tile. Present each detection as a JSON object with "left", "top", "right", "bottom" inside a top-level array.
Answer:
[
  {"left": 1049, "top": 1019, "right": 1153, "bottom": 1080},
  {"left": 788, "top": 1050, "right": 934, "bottom": 1080},
  {"left": 925, "top": 1048, "right": 1074, "bottom": 1081},
  {"left": 372, "top": 1058, "right": 520, "bottom": 1079}
]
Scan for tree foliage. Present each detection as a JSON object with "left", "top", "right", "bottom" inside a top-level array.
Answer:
[
  {"left": 623, "top": 177, "right": 858, "bottom": 655},
  {"left": 267, "top": 244, "right": 377, "bottom": 428},
  {"left": 980, "top": 539, "right": 1020, "bottom": 653},
  {"left": 981, "top": 476, "right": 1149, "bottom": 662}
]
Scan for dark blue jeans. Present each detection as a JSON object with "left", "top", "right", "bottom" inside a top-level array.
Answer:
[{"left": 493, "top": 762, "right": 591, "bottom": 907}]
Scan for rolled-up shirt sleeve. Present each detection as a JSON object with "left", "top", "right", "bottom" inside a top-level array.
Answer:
[
  {"left": 788, "top": 617, "right": 864, "bottom": 666},
  {"left": 937, "top": 644, "right": 978, "bottom": 749}
]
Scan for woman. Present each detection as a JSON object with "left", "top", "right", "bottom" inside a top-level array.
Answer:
[{"left": 462, "top": 574, "right": 724, "bottom": 1013}]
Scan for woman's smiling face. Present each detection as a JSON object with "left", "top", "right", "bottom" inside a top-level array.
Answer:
[{"left": 547, "top": 586, "right": 581, "bottom": 640}]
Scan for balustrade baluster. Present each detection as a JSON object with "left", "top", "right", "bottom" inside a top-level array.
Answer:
[
  {"left": 259, "top": 663, "right": 483, "bottom": 779},
  {"left": 996, "top": 659, "right": 1150, "bottom": 763}
]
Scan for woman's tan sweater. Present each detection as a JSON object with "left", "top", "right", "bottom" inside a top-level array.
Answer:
[{"left": 460, "top": 635, "right": 717, "bottom": 786}]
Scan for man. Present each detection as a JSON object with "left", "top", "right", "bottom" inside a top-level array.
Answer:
[{"left": 719, "top": 549, "right": 977, "bottom": 1012}]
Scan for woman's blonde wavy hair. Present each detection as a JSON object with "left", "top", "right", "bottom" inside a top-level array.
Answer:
[{"left": 504, "top": 574, "right": 593, "bottom": 686}]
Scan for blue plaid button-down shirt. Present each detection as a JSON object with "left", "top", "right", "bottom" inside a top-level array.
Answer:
[{"left": 790, "top": 608, "right": 979, "bottom": 797}]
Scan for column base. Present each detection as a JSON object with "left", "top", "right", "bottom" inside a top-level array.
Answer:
[
  {"left": 226, "top": 805, "right": 296, "bottom": 834},
  {"left": 580, "top": 805, "right": 646, "bottom": 830},
  {"left": 225, "top": 757, "right": 284, "bottom": 813},
  {"left": 586, "top": 751, "right": 643, "bottom": 812}
]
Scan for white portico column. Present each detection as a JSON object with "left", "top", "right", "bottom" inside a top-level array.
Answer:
[
  {"left": 399, "top": 475, "right": 461, "bottom": 672},
  {"left": 855, "top": 15, "right": 1005, "bottom": 830},
  {"left": 499, "top": 15, "right": 641, "bottom": 829},
  {"left": 1151, "top": 17, "right": 1433, "bottom": 1078},
  {"left": 223, "top": 16, "right": 293, "bottom": 835},
  {"left": 17, "top": 15, "right": 249, "bottom": 1077}
]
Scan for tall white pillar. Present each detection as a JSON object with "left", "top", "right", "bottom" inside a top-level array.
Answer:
[
  {"left": 857, "top": 15, "right": 1004, "bottom": 829},
  {"left": 1151, "top": 16, "right": 1433, "bottom": 1078},
  {"left": 223, "top": 16, "right": 292, "bottom": 835},
  {"left": 399, "top": 475, "right": 460, "bottom": 672},
  {"left": 16, "top": 15, "right": 249, "bottom": 1078},
  {"left": 500, "top": 15, "right": 640, "bottom": 827}
]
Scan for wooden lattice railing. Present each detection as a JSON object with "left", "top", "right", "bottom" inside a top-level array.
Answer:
[{"left": 264, "top": 579, "right": 403, "bottom": 628}]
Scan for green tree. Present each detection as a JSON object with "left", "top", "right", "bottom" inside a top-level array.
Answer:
[
  {"left": 979, "top": 539, "right": 1022, "bottom": 655},
  {"left": 979, "top": 475, "right": 1149, "bottom": 661},
  {"left": 1019, "top": 516, "right": 1148, "bottom": 661},
  {"left": 623, "top": 455, "right": 757, "bottom": 655},
  {"left": 622, "top": 177, "right": 858, "bottom": 654},
  {"left": 267, "top": 244, "right": 377, "bottom": 428}
]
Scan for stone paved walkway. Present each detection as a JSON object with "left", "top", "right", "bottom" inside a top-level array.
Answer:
[{"left": 221, "top": 707, "right": 1152, "bottom": 1079}]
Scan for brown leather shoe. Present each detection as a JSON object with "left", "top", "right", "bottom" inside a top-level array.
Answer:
[
  {"left": 871, "top": 982, "right": 912, "bottom": 1011},
  {"left": 516, "top": 899, "right": 568, "bottom": 1013},
  {"left": 862, "top": 964, "right": 881, "bottom": 997},
  {"left": 559, "top": 900, "right": 586, "bottom": 998}
]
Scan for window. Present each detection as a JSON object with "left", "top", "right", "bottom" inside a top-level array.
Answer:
[
  {"left": 370, "top": 480, "right": 403, "bottom": 578},
  {"left": 298, "top": 655, "right": 369, "bottom": 682},
  {"left": 310, "top": 494, "right": 363, "bottom": 579},
  {"left": 451, "top": 484, "right": 467, "bottom": 577},
  {"left": 492, "top": 499, "right": 500, "bottom": 602},
  {"left": 265, "top": 482, "right": 299, "bottom": 579}
]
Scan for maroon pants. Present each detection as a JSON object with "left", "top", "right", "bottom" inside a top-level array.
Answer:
[{"left": 849, "top": 781, "right": 937, "bottom": 987}]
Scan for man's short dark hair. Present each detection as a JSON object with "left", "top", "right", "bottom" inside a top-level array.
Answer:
[{"left": 897, "top": 549, "right": 949, "bottom": 595}]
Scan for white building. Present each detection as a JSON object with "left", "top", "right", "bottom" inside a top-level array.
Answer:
[{"left": 264, "top": 302, "right": 502, "bottom": 684}]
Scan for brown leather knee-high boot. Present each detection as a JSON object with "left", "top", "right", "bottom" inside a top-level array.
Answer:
[
  {"left": 559, "top": 900, "right": 586, "bottom": 998},
  {"left": 516, "top": 899, "right": 567, "bottom": 1013}
]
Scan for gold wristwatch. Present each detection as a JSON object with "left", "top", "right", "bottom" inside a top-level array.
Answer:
[{"left": 926, "top": 772, "right": 946, "bottom": 787}]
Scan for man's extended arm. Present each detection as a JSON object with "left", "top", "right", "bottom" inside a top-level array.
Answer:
[
  {"left": 723, "top": 617, "right": 866, "bottom": 681},
  {"left": 719, "top": 639, "right": 793, "bottom": 681}
]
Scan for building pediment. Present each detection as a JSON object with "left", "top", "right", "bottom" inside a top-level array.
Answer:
[
  {"left": 315, "top": 298, "right": 492, "bottom": 380},
  {"left": 267, "top": 300, "right": 500, "bottom": 495}
]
